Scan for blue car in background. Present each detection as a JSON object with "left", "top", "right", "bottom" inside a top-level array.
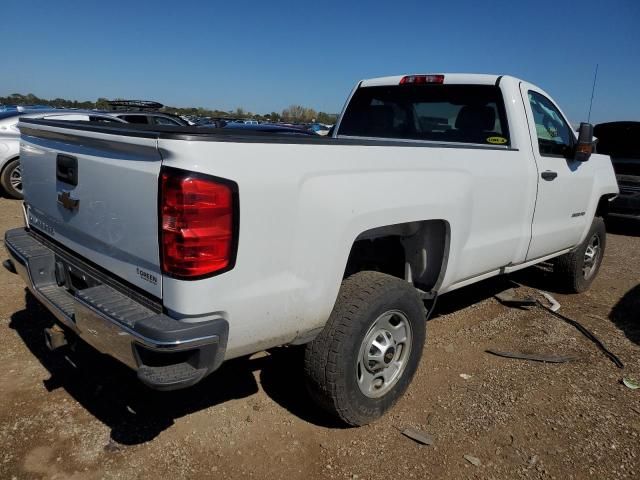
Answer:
[{"left": 199, "top": 121, "right": 315, "bottom": 136}]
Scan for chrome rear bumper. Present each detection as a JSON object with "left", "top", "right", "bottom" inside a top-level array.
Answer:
[{"left": 4, "top": 227, "right": 228, "bottom": 390}]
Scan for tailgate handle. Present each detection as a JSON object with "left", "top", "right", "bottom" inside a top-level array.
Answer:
[{"left": 56, "top": 154, "right": 78, "bottom": 186}]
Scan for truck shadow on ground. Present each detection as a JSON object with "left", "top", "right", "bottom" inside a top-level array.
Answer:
[
  {"left": 431, "top": 275, "right": 515, "bottom": 317},
  {"left": 9, "top": 291, "right": 262, "bottom": 445},
  {"left": 432, "top": 263, "right": 570, "bottom": 318},
  {"left": 8, "top": 267, "right": 559, "bottom": 444},
  {"left": 8, "top": 290, "right": 344, "bottom": 446},
  {"left": 609, "top": 283, "right": 640, "bottom": 346},
  {"left": 6, "top": 263, "right": 588, "bottom": 445}
]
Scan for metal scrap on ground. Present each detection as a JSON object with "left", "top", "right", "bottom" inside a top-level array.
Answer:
[
  {"left": 463, "top": 454, "right": 481, "bottom": 466},
  {"left": 493, "top": 286, "right": 624, "bottom": 369},
  {"left": 539, "top": 291, "right": 561, "bottom": 312},
  {"left": 486, "top": 349, "right": 577, "bottom": 364},
  {"left": 399, "top": 427, "right": 435, "bottom": 446},
  {"left": 494, "top": 289, "right": 537, "bottom": 308}
]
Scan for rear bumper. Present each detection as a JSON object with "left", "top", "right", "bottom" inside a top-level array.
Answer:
[{"left": 4, "top": 227, "right": 228, "bottom": 390}]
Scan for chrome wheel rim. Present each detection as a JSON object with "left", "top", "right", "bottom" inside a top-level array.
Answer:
[
  {"left": 582, "top": 234, "right": 601, "bottom": 279},
  {"left": 356, "top": 309, "right": 412, "bottom": 398},
  {"left": 9, "top": 164, "right": 22, "bottom": 194}
]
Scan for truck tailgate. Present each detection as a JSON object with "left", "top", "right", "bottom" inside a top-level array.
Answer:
[{"left": 18, "top": 121, "right": 162, "bottom": 297}]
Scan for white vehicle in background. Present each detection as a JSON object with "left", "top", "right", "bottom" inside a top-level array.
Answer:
[
  {"left": 0, "top": 106, "right": 189, "bottom": 199},
  {"left": 0, "top": 109, "right": 127, "bottom": 199},
  {"left": 5, "top": 73, "right": 617, "bottom": 426},
  {"left": 308, "top": 123, "right": 332, "bottom": 135}
]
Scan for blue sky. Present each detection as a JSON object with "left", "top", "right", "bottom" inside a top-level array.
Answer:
[{"left": 2, "top": 0, "right": 639, "bottom": 123}]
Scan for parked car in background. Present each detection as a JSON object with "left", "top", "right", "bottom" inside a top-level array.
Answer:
[
  {"left": 0, "top": 109, "right": 127, "bottom": 199},
  {"left": 105, "top": 100, "right": 190, "bottom": 126},
  {"left": 199, "top": 121, "right": 314, "bottom": 135},
  {"left": 109, "top": 111, "right": 189, "bottom": 126},
  {"left": 594, "top": 121, "right": 640, "bottom": 218},
  {"left": 230, "top": 119, "right": 259, "bottom": 125},
  {"left": 0, "top": 103, "right": 190, "bottom": 199},
  {"left": 307, "top": 123, "right": 331, "bottom": 135}
]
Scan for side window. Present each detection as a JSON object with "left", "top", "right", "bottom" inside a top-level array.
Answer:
[
  {"left": 528, "top": 91, "right": 573, "bottom": 157},
  {"left": 89, "top": 116, "right": 123, "bottom": 124},
  {"left": 152, "top": 116, "right": 180, "bottom": 126},
  {"left": 119, "top": 115, "right": 150, "bottom": 124}
]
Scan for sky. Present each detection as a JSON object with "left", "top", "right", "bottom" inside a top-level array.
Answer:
[{"left": 2, "top": 0, "right": 639, "bottom": 123}]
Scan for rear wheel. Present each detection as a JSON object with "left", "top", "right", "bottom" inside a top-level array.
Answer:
[
  {"left": 554, "top": 216, "right": 606, "bottom": 293},
  {"left": 304, "top": 271, "right": 426, "bottom": 426},
  {"left": 1, "top": 159, "right": 23, "bottom": 199}
]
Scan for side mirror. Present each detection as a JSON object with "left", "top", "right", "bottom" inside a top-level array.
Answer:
[{"left": 574, "top": 122, "right": 594, "bottom": 162}]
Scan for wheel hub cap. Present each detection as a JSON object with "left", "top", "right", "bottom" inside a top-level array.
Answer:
[
  {"left": 10, "top": 164, "right": 22, "bottom": 193},
  {"left": 582, "top": 234, "right": 601, "bottom": 280},
  {"left": 356, "top": 310, "right": 412, "bottom": 398}
]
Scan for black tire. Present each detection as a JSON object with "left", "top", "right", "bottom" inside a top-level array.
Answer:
[
  {"left": 304, "top": 271, "right": 426, "bottom": 426},
  {"left": 1, "top": 158, "right": 23, "bottom": 199},
  {"left": 554, "top": 216, "right": 606, "bottom": 293}
]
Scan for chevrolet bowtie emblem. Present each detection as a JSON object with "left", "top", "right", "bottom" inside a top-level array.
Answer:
[{"left": 57, "top": 191, "right": 79, "bottom": 211}]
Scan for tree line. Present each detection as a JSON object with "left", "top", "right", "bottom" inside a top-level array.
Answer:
[{"left": 1, "top": 93, "right": 338, "bottom": 124}]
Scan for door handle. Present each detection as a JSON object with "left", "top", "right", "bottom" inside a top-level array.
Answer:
[{"left": 541, "top": 170, "right": 558, "bottom": 181}]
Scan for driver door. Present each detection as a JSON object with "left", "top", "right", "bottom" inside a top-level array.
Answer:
[{"left": 520, "top": 82, "right": 592, "bottom": 260}]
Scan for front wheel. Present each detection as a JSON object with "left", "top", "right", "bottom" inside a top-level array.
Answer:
[
  {"left": 1, "top": 159, "right": 23, "bottom": 199},
  {"left": 304, "top": 271, "right": 426, "bottom": 426},
  {"left": 554, "top": 216, "right": 606, "bottom": 293}
]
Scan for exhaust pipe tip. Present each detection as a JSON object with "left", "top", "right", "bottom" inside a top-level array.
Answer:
[
  {"left": 44, "top": 326, "right": 67, "bottom": 351},
  {"left": 3, "top": 259, "right": 16, "bottom": 274}
]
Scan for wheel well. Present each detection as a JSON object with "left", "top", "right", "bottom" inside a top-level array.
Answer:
[
  {"left": 344, "top": 220, "right": 449, "bottom": 292},
  {"left": 595, "top": 193, "right": 616, "bottom": 217},
  {"left": 1, "top": 156, "right": 19, "bottom": 174}
]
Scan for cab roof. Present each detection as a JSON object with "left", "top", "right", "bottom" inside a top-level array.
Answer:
[{"left": 360, "top": 73, "right": 504, "bottom": 87}]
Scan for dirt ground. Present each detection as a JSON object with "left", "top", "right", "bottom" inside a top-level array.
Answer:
[{"left": 0, "top": 196, "right": 638, "bottom": 480}]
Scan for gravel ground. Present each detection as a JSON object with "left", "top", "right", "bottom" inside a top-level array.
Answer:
[{"left": 0, "top": 196, "right": 638, "bottom": 480}]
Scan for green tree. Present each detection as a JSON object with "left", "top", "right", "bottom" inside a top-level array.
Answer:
[{"left": 95, "top": 98, "right": 110, "bottom": 110}]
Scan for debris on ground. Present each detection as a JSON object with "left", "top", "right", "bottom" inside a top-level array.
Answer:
[
  {"left": 1, "top": 198, "right": 639, "bottom": 480},
  {"left": 494, "top": 289, "right": 537, "bottom": 308},
  {"left": 486, "top": 349, "right": 577, "bottom": 364},
  {"left": 399, "top": 427, "right": 435, "bottom": 446},
  {"left": 495, "top": 286, "right": 624, "bottom": 369},
  {"left": 463, "top": 454, "right": 481, "bottom": 466},
  {"left": 622, "top": 377, "right": 640, "bottom": 390},
  {"left": 104, "top": 439, "right": 125, "bottom": 453},
  {"left": 459, "top": 373, "right": 472, "bottom": 380},
  {"left": 539, "top": 302, "right": 625, "bottom": 369},
  {"left": 539, "top": 291, "right": 560, "bottom": 312}
]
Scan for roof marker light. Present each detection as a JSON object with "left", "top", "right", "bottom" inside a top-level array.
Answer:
[{"left": 399, "top": 75, "right": 445, "bottom": 85}]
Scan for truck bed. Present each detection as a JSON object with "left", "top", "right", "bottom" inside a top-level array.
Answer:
[{"left": 19, "top": 118, "right": 519, "bottom": 150}]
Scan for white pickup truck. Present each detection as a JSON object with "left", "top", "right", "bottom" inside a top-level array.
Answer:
[{"left": 4, "top": 73, "right": 618, "bottom": 426}]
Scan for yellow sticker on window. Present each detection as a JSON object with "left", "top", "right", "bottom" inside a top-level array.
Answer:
[{"left": 486, "top": 136, "right": 508, "bottom": 145}]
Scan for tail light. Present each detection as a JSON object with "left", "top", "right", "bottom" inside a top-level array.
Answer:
[
  {"left": 399, "top": 74, "right": 444, "bottom": 85},
  {"left": 160, "top": 168, "right": 237, "bottom": 279}
]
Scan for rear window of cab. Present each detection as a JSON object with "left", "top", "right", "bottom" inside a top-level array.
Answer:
[{"left": 338, "top": 84, "right": 510, "bottom": 146}]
